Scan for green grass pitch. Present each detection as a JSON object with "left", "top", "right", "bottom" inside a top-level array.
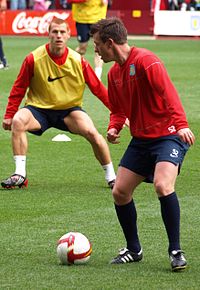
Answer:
[{"left": 0, "top": 36, "right": 200, "bottom": 289}]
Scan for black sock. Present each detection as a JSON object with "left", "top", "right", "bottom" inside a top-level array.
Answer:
[
  {"left": 0, "top": 37, "right": 4, "bottom": 62},
  {"left": 115, "top": 200, "right": 141, "bottom": 253},
  {"left": 159, "top": 192, "right": 181, "bottom": 253}
]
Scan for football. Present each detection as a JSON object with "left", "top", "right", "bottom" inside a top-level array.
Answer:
[{"left": 57, "top": 232, "right": 92, "bottom": 265}]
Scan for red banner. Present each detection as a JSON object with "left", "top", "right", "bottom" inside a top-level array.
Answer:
[
  {"left": 0, "top": 10, "right": 76, "bottom": 36},
  {"left": 0, "top": 9, "right": 154, "bottom": 36}
]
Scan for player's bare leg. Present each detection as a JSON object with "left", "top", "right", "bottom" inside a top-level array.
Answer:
[
  {"left": 1, "top": 108, "right": 41, "bottom": 189},
  {"left": 64, "top": 110, "right": 116, "bottom": 187},
  {"left": 75, "top": 42, "right": 88, "bottom": 55}
]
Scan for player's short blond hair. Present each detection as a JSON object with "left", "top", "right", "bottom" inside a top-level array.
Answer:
[{"left": 48, "top": 17, "right": 70, "bottom": 32}]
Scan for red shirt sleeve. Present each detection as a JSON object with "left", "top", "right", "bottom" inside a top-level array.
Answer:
[
  {"left": 81, "top": 57, "right": 111, "bottom": 110},
  {"left": 4, "top": 53, "right": 34, "bottom": 119},
  {"left": 145, "top": 60, "right": 188, "bottom": 131},
  {"left": 107, "top": 67, "right": 127, "bottom": 133}
]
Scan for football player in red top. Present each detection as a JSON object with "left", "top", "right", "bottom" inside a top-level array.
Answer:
[{"left": 91, "top": 17, "right": 195, "bottom": 271}]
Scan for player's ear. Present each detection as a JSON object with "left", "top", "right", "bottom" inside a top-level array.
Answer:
[
  {"left": 66, "top": 24, "right": 71, "bottom": 38},
  {"left": 107, "top": 38, "right": 114, "bottom": 48},
  {"left": 67, "top": 30, "right": 71, "bottom": 42}
]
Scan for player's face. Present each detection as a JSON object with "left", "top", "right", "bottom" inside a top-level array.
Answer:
[
  {"left": 49, "top": 23, "right": 70, "bottom": 52},
  {"left": 93, "top": 33, "right": 113, "bottom": 63}
]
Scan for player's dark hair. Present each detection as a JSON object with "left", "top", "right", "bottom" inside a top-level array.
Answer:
[{"left": 90, "top": 17, "right": 127, "bottom": 44}]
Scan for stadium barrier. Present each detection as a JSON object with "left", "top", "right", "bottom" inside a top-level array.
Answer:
[
  {"left": 0, "top": 9, "right": 154, "bottom": 36},
  {"left": 1, "top": 9, "right": 199, "bottom": 37},
  {"left": 154, "top": 11, "right": 200, "bottom": 36},
  {"left": 0, "top": 10, "right": 76, "bottom": 36}
]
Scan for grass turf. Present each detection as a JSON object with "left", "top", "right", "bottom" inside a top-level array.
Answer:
[{"left": 0, "top": 36, "right": 200, "bottom": 289}]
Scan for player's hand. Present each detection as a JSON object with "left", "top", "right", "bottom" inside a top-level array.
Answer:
[
  {"left": 177, "top": 128, "right": 195, "bottom": 145},
  {"left": 2, "top": 118, "right": 12, "bottom": 130},
  {"left": 107, "top": 128, "right": 120, "bottom": 144}
]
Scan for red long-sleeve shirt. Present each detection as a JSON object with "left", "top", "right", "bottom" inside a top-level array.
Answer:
[
  {"left": 108, "top": 47, "right": 189, "bottom": 139},
  {"left": 4, "top": 44, "right": 110, "bottom": 119}
]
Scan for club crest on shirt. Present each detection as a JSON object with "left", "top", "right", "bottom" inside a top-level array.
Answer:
[{"left": 129, "top": 64, "right": 136, "bottom": 76}]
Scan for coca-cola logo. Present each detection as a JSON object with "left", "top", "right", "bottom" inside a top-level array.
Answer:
[{"left": 12, "top": 11, "right": 70, "bottom": 34}]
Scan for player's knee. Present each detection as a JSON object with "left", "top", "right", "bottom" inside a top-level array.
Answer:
[
  {"left": 112, "top": 187, "right": 122, "bottom": 203},
  {"left": 86, "top": 130, "right": 102, "bottom": 144},
  {"left": 112, "top": 187, "right": 130, "bottom": 205},
  {"left": 154, "top": 179, "right": 173, "bottom": 196},
  {"left": 12, "top": 115, "right": 26, "bottom": 132}
]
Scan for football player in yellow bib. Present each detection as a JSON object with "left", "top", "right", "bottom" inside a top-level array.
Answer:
[
  {"left": 1, "top": 17, "right": 116, "bottom": 189},
  {"left": 69, "top": 0, "right": 109, "bottom": 79}
]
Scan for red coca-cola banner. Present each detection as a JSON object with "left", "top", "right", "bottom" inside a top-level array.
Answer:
[
  {"left": 0, "top": 10, "right": 76, "bottom": 36},
  {"left": 0, "top": 10, "right": 154, "bottom": 36}
]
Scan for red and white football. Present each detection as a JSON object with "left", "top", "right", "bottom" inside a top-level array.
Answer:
[{"left": 57, "top": 232, "right": 92, "bottom": 265}]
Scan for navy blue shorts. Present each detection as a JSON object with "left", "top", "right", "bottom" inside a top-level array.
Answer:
[
  {"left": 120, "top": 135, "right": 190, "bottom": 183},
  {"left": 25, "top": 105, "right": 84, "bottom": 136},
  {"left": 76, "top": 22, "right": 91, "bottom": 42}
]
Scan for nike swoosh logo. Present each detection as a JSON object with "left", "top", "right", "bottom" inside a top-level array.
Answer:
[{"left": 48, "top": 75, "right": 67, "bottom": 82}]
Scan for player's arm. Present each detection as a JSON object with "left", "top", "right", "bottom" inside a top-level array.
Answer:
[
  {"left": 146, "top": 58, "right": 189, "bottom": 130},
  {"left": 146, "top": 59, "right": 195, "bottom": 145},
  {"left": 106, "top": 70, "right": 127, "bottom": 143},
  {"left": 81, "top": 57, "right": 111, "bottom": 110},
  {"left": 2, "top": 54, "right": 34, "bottom": 130},
  {"left": 82, "top": 58, "right": 127, "bottom": 142}
]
